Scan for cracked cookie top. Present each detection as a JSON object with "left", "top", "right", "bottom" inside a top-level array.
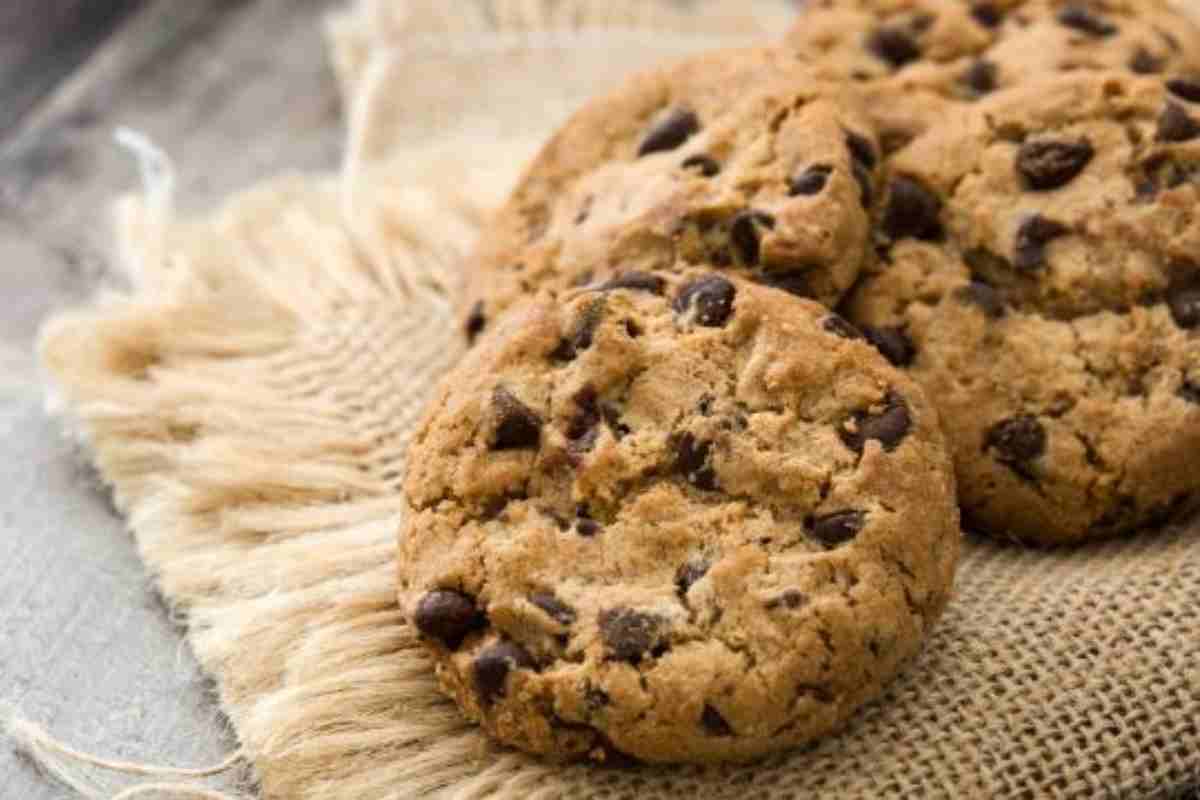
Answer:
[
  {"left": 843, "top": 71, "right": 1200, "bottom": 543},
  {"left": 462, "top": 47, "right": 881, "bottom": 346},
  {"left": 785, "top": 0, "right": 1200, "bottom": 104},
  {"left": 399, "top": 271, "right": 960, "bottom": 764}
]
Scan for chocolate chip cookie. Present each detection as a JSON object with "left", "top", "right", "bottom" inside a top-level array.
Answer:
[
  {"left": 463, "top": 47, "right": 882, "bottom": 345},
  {"left": 785, "top": 0, "right": 1200, "bottom": 105},
  {"left": 400, "top": 271, "right": 960, "bottom": 764},
  {"left": 843, "top": 71, "right": 1200, "bottom": 544}
]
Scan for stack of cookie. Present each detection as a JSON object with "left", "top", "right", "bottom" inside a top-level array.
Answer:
[{"left": 397, "top": 0, "right": 1200, "bottom": 766}]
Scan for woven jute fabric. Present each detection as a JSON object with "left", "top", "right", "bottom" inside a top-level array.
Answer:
[{"left": 37, "top": 1, "right": 1200, "bottom": 798}]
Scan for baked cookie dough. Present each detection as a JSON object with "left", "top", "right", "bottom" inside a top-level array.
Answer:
[
  {"left": 843, "top": 71, "right": 1200, "bottom": 544},
  {"left": 463, "top": 47, "right": 881, "bottom": 344},
  {"left": 401, "top": 270, "right": 960, "bottom": 763}
]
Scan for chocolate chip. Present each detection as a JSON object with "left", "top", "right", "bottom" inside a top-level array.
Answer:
[
  {"left": 465, "top": 301, "right": 487, "bottom": 345},
  {"left": 955, "top": 281, "right": 1006, "bottom": 318},
  {"left": 1130, "top": 48, "right": 1165, "bottom": 75},
  {"left": 550, "top": 302, "right": 604, "bottom": 362},
  {"left": 1057, "top": 4, "right": 1117, "bottom": 37},
  {"left": 681, "top": 154, "right": 721, "bottom": 177},
  {"left": 766, "top": 590, "right": 808, "bottom": 610},
  {"left": 530, "top": 593, "right": 577, "bottom": 626},
  {"left": 675, "top": 559, "right": 711, "bottom": 597},
  {"left": 568, "top": 387, "right": 601, "bottom": 454},
  {"left": 599, "top": 609, "right": 665, "bottom": 664},
  {"left": 599, "top": 272, "right": 666, "bottom": 295},
  {"left": 492, "top": 388, "right": 543, "bottom": 450},
  {"left": 675, "top": 275, "right": 737, "bottom": 327},
  {"left": 1016, "top": 139, "right": 1094, "bottom": 190},
  {"left": 867, "top": 26, "right": 922, "bottom": 69},
  {"left": 852, "top": 163, "right": 874, "bottom": 209},
  {"left": 882, "top": 177, "right": 943, "bottom": 241},
  {"left": 986, "top": 416, "right": 1047, "bottom": 467},
  {"left": 845, "top": 131, "right": 877, "bottom": 169},
  {"left": 862, "top": 326, "right": 916, "bottom": 367},
  {"left": 840, "top": 392, "right": 913, "bottom": 454},
  {"left": 730, "top": 210, "right": 776, "bottom": 265},
  {"left": 638, "top": 108, "right": 700, "bottom": 157},
  {"left": 700, "top": 705, "right": 733, "bottom": 736},
  {"left": 473, "top": 641, "right": 536, "bottom": 705},
  {"left": 1168, "top": 284, "right": 1200, "bottom": 328},
  {"left": 963, "top": 60, "right": 997, "bottom": 96},
  {"left": 1167, "top": 79, "right": 1200, "bottom": 104},
  {"left": 675, "top": 432, "right": 718, "bottom": 491},
  {"left": 601, "top": 404, "right": 631, "bottom": 440},
  {"left": 414, "top": 590, "right": 486, "bottom": 650},
  {"left": 757, "top": 269, "right": 813, "bottom": 299},
  {"left": 1157, "top": 102, "right": 1200, "bottom": 143},
  {"left": 789, "top": 164, "right": 833, "bottom": 196},
  {"left": 1178, "top": 381, "right": 1200, "bottom": 404},
  {"left": 576, "top": 518, "right": 601, "bottom": 537},
  {"left": 809, "top": 510, "right": 866, "bottom": 549},
  {"left": 1014, "top": 214, "right": 1070, "bottom": 271},
  {"left": 823, "top": 314, "right": 864, "bottom": 340},
  {"left": 970, "top": 2, "right": 1002, "bottom": 28}
]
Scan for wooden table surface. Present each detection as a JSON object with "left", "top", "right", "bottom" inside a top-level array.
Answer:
[{"left": 0, "top": 3, "right": 1196, "bottom": 799}]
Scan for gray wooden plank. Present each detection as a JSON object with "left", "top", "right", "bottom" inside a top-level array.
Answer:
[
  {"left": 0, "top": 1, "right": 147, "bottom": 136},
  {"left": 0, "top": 0, "right": 343, "bottom": 796}
]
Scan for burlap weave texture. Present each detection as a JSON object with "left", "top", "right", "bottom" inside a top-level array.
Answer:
[{"left": 37, "top": 1, "right": 1200, "bottom": 798}]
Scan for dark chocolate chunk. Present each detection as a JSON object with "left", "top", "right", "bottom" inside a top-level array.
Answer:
[
  {"left": 867, "top": 26, "right": 922, "bottom": 69},
  {"left": 1168, "top": 284, "right": 1200, "bottom": 328},
  {"left": 767, "top": 590, "right": 808, "bottom": 610},
  {"left": 530, "top": 593, "right": 577, "bottom": 626},
  {"left": 970, "top": 2, "right": 1002, "bottom": 28},
  {"left": 823, "top": 314, "right": 864, "bottom": 340},
  {"left": 414, "top": 589, "right": 486, "bottom": 649},
  {"left": 845, "top": 130, "right": 877, "bottom": 169},
  {"left": 1016, "top": 139, "right": 1094, "bottom": 190},
  {"left": 955, "top": 281, "right": 1006, "bottom": 318},
  {"left": 1014, "top": 214, "right": 1070, "bottom": 271},
  {"left": 601, "top": 404, "right": 631, "bottom": 439},
  {"left": 599, "top": 609, "right": 665, "bottom": 664},
  {"left": 963, "top": 60, "right": 997, "bottom": 96},
  {"left": 465, "top": 301, "right": 487, "bottom": 345},
  {"left": 730, "top": 210, "right": 776, "bottom": 265},
  {"left": 638, "top": 108, "right": 700, "bottom": 157},
  {"left": 757, "top": 269, "right": 813, "bottom": 299},
  {"left": 840, "top": 392, "right": 913, "bottom": 454},
  {"left": 1167, "top": 78, "right": 1200, "bottom": 104},
  {"left": 567, "top": 386, "right": 601, "bottom": 456},
  {"left": 599, "top": 271, "right": 666, "bottom": 295},
  {"left": 576, "top": 518, "right": 601, "bottom": 537},
  {"left": 986, "top": 415, "right": 1047, "bottom": 465},
  {"left": 852, "top": 163, "right": 874, "bottom": 209},
  {"left": 675, "top": 275, "right": 737, "bottom": 327},
  {"left": 1157, "top": 102, "right": 1200, "bottom": 143},
  {"left": 1057, "top": 4, "right": 1117, "bottom": 37},
  {"left": 473, "top": 640, "right": 536, "bottom": 705},
  {"left": 700, "top": 705, "right": 733, "bottom": 737},
  {"left": 681, "top": 154, "right": 721, "bottom": 177},
  {"left": 789, "top": 164, "right": 833, "bottom": 196},
  {"left": 882, "top": 177, "right": 943, "bottom": 241},
  {"left": 809, "top": 510, "right": 867, "bottom": 549},
  {"left": 550, "top": 302, "right": 604, "bottom": 362},
  {"left": 862, "top": 325, "right": 916, "bottom": 367},
  {"left": 675, "top": 432, "right": 718, "bottom": 491},
  {"left": 492, "top": 388, "right": 543, "bottom": 450},
  {"left": 1130, "top": 48, "right": 1165, "bottom": 75},
  {"left": 675, "top": 559, "right": 711, "bottom": 597},
  {"left": 1178, "top": 381, "right": 1200, "bottom": 404}
]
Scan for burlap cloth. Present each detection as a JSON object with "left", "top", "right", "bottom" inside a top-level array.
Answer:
[{"left": 30, "top": 1, "right": 1200, "bottom": 798}]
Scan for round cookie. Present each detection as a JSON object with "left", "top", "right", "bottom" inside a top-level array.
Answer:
[
  {"left": 463, "top": 47, "right": 882, "bottom": 345},
  {"left": 400, "top": 270, "right": 960, "bottom": 764},
  {"left": 785, "top": 0, "right": 1200, "bottom": 104},
  {"left": 842, "top": 71, "right": 1200, "bottom": 544}
]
